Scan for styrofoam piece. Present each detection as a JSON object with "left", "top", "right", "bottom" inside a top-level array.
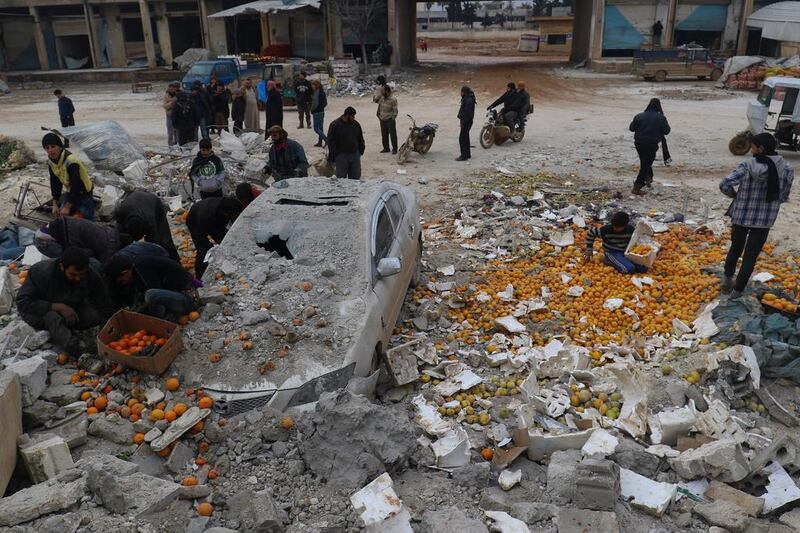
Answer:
[
  {"left": 411, "top": 395, "right": 452, "bottom": 437},
  {"left": 350, "top": 473, "right": 413, "bottom": 533},
  {"left": 625, "top": 220, "right": 660, "bottom": 268},
  {"left": 607, "top": 365, "right": 648, "bottom": 439},
  {"left": 649, "top": 407, "right": 697, "bottom": 446},
  {"left": 528, "top": 427, "right": 596, "bottom": 461},
  {"left": 752, "top": 272, "right": 775, "bottom": 282},
  {"left": 497, "top": 284, "right": 515, "bottom": 301},
  {"left": 762, "top": 462, "right": 800, "bottom": 514},
  {"left": 495, "top": 316, "right": 526, "bottom": 334},
  {"left": 498, "top": 469, "right": 522, "bottom": 491},
  {"left": 431, "top": 428, "right": 471, "bottom": 469},
  {"left": 693, "top": 301, "right": 720, "bottom": 339},
  {"left": 485, "top": 511, "right": 531, "bottom": 533},
  {"left": 567, "top": 286, "right": 585, "bottom": 297},
  {"left": 620, "top": 467, "right": 677, "bottom": 517},
  {"left": 706, "top": 345, "right": 760, "bottom": 390},
  {"left": 22, "top": 245, "right": 45, "bottom": 266},
  {"left": 581, "top": 429, "right": 619, "bottom": 457},
  {"left": 603, "top": 298, "right": 623, "bottom": 311}
]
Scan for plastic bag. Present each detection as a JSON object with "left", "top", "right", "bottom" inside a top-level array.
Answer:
[{"left": 59, "top": 120, "right": 146, "bottom": 173}]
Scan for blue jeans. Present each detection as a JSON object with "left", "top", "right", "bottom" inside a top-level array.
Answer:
[
  {"left": 199, "top": 117, "right": 210, "bottom": 140},
  {"left": 144, "top": 289, "right": 194, "bottom": 320},
  {"left": 61, "top": 192, "right": 94, "bottom": 220},
  {"left": 167, "top": 116, "right": 177, "bottom": 146},
  {"left": 604, "top": 250, "right": 648, "bottom": 274},
  {"left": 312, "top": 112, "right": 326, "bottom": 144}
]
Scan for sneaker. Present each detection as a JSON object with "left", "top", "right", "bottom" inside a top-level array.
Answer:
[
  {"left": 729, "top": 289, "right": 744, "bottom": 300},
  {"left": 313, "top": 142, "right": 322, "bottom": 147},
  {"left": 392, "top": 149, "right": 397, "bottom": 155},
  {"left": 664, "top": 158, "right": 672, "bottom": 167},
  {"left": 380, "top": 149, "right": 390, "bottom": 153},
  {"left": 455, "top": 156, "right": 468, "bottom": 161},
  {"left": 720, "top": 276, "right": 734, "bottom": 294},
  {"left": 631, "top": 185, "right": 645, "bottom": 195}
]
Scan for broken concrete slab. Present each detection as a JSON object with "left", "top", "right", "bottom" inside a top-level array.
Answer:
[
  {"left": 484, "top": 510, "right": 531, "bottom": 533},
  {"left": 611, "top": 438, "right": 660, "bottom": 478},
  {"left": 178, "top": 484, "right": 212, "bottom": 500},
  {"left": 18, "top": 435, "right": 74, "bottom": 483},
  {"left": 555, "top": 507, "right": 619, "bottom": 533},
  {"left": 619, "top": 467, "right": 676, "bottom": 517},
  {"left": 5, "top": 355, "right": 47, "bottom": 406},
  {"left": 746, "top": 434, "right": 800, "bottom": 484},
  {"left": 755, "top": 387, "right": 800, "bottom": 428},
  {"left": 40, "top": 383, "right": 83, "bottom": 406},
  {"left": 33, "top": 412, "right": 88, "bottom": 449},
  {"left": 130, "top": 442, "right": 168, "bottom": 477},
  {"left": 350, "top": 473, "right": 412, "bottom": 533},
  {"left": 779, "top": 508, "right": 800, "bottom": 530},
  {"left": 165, "top": 441, "right": 194, "bottom": 474},
  {"left": 693, "top": 499, "right": 750, "bottom": 533},
  {"left": 88, "top": 470, "right": 180, "bottom": 518},
  {"left": 0, "top": 476, "right": 86, "bottom": 526},
  {"left": 704, "top": 480, "right": 764, "bottom": 517},
  {"left": 238, "top": 488, "right": 286, "bottom": 532},
  {"left": 74, "top": 452, "right": 139, "bottom": 477},
  {"left": 648, "top": 406, "right": 696, "bottom": 446},
  {"left": 574, "top": 458, "right": 620, "bottom": 511},
  {"left": 509, "top": 502, "right": 557, "bottom": 525},
  {"left": 670, "top": 439, "right": 750, "bottom": 483},
  {"left": 150, "top": 406, "right": 210, "bottom": 452},
  {"left": 528, "top": 427, "right": 596, "bottom": 461},
  {"left": 88, "top": 413, "right": 135, "bottom": 444},
  {"left": 546, "top": 449, "right": 581, "bottom": 505},
  {"left": 418, "top": 507, "right": 489, "bottom": 533},
  {"left": 22, "top": 399, "right": 59, "bottom": 427},
  {"left": 385, "top": 339, "right": 422, "bottom": 386},
  {"left": 581, "top": 428, "right": 618, "bottom": 458},
  {"left": 0, "top": 370, "right": 22, "bottom": 495},
  {"left": 451, "top": 462, "right": 491, "bottom": 489}
]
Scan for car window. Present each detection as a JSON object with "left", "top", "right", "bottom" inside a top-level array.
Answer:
[
  {"left": 373, "top": 205, "right": 394, "bottom": 267},
  {"left": 385, "top": 193, "right": 404, "bottom": 230}
]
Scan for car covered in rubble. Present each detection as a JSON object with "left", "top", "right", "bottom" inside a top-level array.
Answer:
[{"left": 171, "top": 177, "right": 422, "bottom": 414}]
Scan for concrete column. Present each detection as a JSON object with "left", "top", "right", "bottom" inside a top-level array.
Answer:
[
  {"left": 101, "top": 5, "right": 127, "bottom": 67},
  {"left": 589, "top": 0, "right": 605, "bottom": 60},
  {"left": 260, "top": 13, "right": 271, "bottom": 51},
  {"left": 205, "top": 0, "right": 228, "bottom": 56},
  {"left": 28, "top": 6, "right": 50, "bottom": 71},
  {"left": 388, "top": 0, "right": 399, "bottom": 67},
  {"left": 138, "top": 0, "right": 157, "bottom": 67},
  {"left": 153, "top": 2, "right": 172, "bottom": 64},
  {"left": 737, "top": 0, "right": 754, "bottom": 55},
  {"left": 198, "top": 0, "right": 211, "bottom": 50},
  {"left": 664, "top": 0, "right": 678, "bottom": 48},
  {"left": 83, "top": 1, "right": 100, "bottom": 68}
]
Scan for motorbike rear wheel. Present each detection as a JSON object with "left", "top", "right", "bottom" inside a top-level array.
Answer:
[
  {"left": 511, "top": 128, "right": 525, "bottom": 142},
  {"left": 397, "top": 141, "right": 412, "bottom": 164},
  {"left": 480, "top": 126, "right": 494, "bottom": 149},
  {"left": 416, "top": 136, "right": 434, "bottom": 154}
]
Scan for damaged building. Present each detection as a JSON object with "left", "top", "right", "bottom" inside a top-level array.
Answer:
[{"left": 0, "top": 0, "right": 342, "bottom": 71}]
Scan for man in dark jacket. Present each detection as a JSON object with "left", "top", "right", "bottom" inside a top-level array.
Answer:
[
  {"left": 488, "top": 82, "right": 522, "bottom": 129},
  {"left": 231, "top": 89, "right": 246, "bottom": 133},
  {"left": 295, "top": 72, "right": 312, "bottom": 129},
  {"left": 54, "top": 89, "right": 75, "bottom": 127},
  {"left": 114, "top": 190, "right": 179, "bottom": 261},
  {"left": 264, "top": 81, "right": 284, "bottom": 136},
  {"left": 190, "top": 83, "right": 212, "bottom": 140},
  {"left": 629, "top": 98, "right": 671, "bottom": 194},
  {"left": 172, "top": 90, "right": 199, "bottom": 146},
  {"left": 17, "top": 247, "right": 112, "bottom": 357},
  {"left": 186, "top": 196, "right": 242, "bottom": 278},
  {"left": 457, "top": 86, "right": 476, "bottom": 162},
  {"left": 35, "top": 217, "right": 122, "bottom": 264},
  {"left": 106, "top": 255, "right": 195, "bottom": 320},
  {"left": 327, "top": 107, "right": 366, "bottom": 180},
  {"left": 514, "top": 82, "right": 532, "bottom": 128},
  {"left": 266, "top": 126, "right": 309, "bottom": 180},
  {"left": 43, "top": 132, "right": 95, "bottom": 220}
]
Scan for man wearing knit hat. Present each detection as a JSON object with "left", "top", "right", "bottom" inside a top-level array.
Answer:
[
  {"left": 265, "top": 125, "right": 309, "bottom": 181},
  {"left": 42, "top": 132, "right": 95, "bottom": 220},
  {"left": 326, "top": 107, "right": 365, "bottom": 180}
]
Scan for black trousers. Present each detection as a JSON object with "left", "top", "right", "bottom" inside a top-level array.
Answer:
[
  {"left": 661, "top": 137, "right": 671, "bottom": 163},
  {"left": 178, "top": 127, "right": 197, "bottom": 146},
  {"left": 297, "top": 103, "right": 311, "bottom": 127},
  {"left": 22, "top": 306, "right": 102, "bottom": 355},
  {"left": 634, "top": 142, "right": 659, "bottom": 187},
  {"left": 380, "top": 118, "right": 398, "bottom": 151},
  {"left": 724, "top": 225, "right": 770, "bottom": 292},
  {"left": 459, "top": 120, "right": 472, "bottom": 159}
]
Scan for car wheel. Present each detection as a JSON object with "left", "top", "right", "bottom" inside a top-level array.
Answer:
[
  {"left": 410, "top": 239, "right": 423, "bottom": 288},
  {"left": 729, "top": 135, "right": 751, "bottom": 156},
  {"left": 654, "top": 70, "right": 667, "bottom": 82}
]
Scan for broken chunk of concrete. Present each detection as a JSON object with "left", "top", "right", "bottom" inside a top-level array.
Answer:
[
  {"left": 574, "top": 458, "right": 620, "bottom": 511},
  {"left": 178, "top": 484, "right": 211, "bottom": 500},
  {"left": 75, "top": 452, "right": 139, "bottom": 477},
  {"left": 150, "top": 406, "right": 210, "bottom": 452},
  {"left": 239, "top": 488, "right": 285, "bottom": 532},
  {"left": 528, "top": 427, "right": 596, "bottom": 461},
  {"left": 431, "top": 428, "right": 471, "bottom": 469},
  {"left": 761, "top": 462, "right": 800, "bottom": 514},
  {"left": 619, "top": 467, "right": 676, "bottom": 517},
  {"left": 755, "top": 386, "right": 800, "bottom": 428},
  {"left": 165, "top": 441, "right": 194, "bottom": 474},
  {"left": 693, "top": 499, "right": 750, "bottom": 532},
  {"left": 556, "top": 507, "right": 619, "bottom": 533},
  {"left": 18, "top": 435, "right": 74, "bottom": 483},
  {"left": 706, "top": 345, "right": 760, "bottom": 390},
  {"left": 88, "top": 470, "right": 180, "bottom": 518},
  {"left": 88, "top": 413, "right": 135, "bottom": 444},
  {"left": 40, "top": 384, "right": 83, "bottom": 406},
  {"left": 648, "top": 406, "right": 697, "bottom": 446},
  {"left": 144, "top": 388, "right": 165, "bottom": 406},
  {"left": 385, "top": 340, "right": 421, "bottom": 386},
  {"left": 670, "top": 439, "right": 750, "bottom": 483},
  {"left": 498, "top": 469, "right": 522, "bottom": 491},
  {"left": 581, "top": 428, "right": 619, "bottom": 457},
  {"left": 350, "top": 473, "right": 413, "bottom": 533},
  {"left": 419, "top": 507, "right": 489, "bottom": 533},
  {"left": 484, "top": 510, "right": 531, "bottom": 533},
  {"left": 5, "top": 355, "right": 47, "bottom": 406},
  {"left": 0, "top": 476, "right": 86, "bottom": 526},
  {"left": 33, "top": 412, "right": 88, "bottom": 449},
  {"left": 0, "top": 371, "right": 22, "bottom": 495},
  {"left": 704, "top": 480, "right": 764, "bottom": 517},
  {"left": 546, "top": 450, "right": 581, "bottom": 505}
]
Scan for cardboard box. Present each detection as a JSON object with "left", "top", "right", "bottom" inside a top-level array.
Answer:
[
  {"left": 97, "top": 310, "right": 183, "bottom": 375},
  {"left": 625, "top": 220, "right": 661, "bottom": 269}
]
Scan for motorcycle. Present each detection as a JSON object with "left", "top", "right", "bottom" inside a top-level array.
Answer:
[
  {"left": 479, "top": 109, "right": 525, "bottom": 149},
  {"left": 398, "top": 114, "right": 438, "bottom": 164}
]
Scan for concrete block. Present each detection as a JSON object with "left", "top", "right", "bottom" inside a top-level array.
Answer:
[
  {"left": 178, "top": 484, "right": 211, "bottom": 499},
  {"left": 546, "top": 449, "right": 581, "bottom": 505},
  {"left": 619, "top": 467, "right": 676, "bottom": 517},
  {"left": 0, "top": 370, "right": 22, "bottom": 495},
  {"left": 528, "top": 427, "right": 596, "bottom": 461},
  {"left": 746, "top": 434, "right": 800, "bottom": 489},
  {"left": 240, "top": 488, "right": 286, "bottom": 532},
  {"left": 0, "top": 477, "right": 86, "bottom": 527},
  {"left": 705, "top": 480, "right": 764, "bottom": 517},
  {"left": 88, "top": 470, "right": 180, "bottom": 518},
  {"left": 693, "top": 500, "right": 750, "bottom": 533},
  {"left": 6, "top": 356, "right": 47, "bottom": 406},
  {"left": 22, "top": 399, "right": 59, "bottom": 427},
  {"left": 419, "top": 507, "right": 489, "bottom": 533},
  {"left": 779, "top": 508, "right": 800, "bottom": 530},
  {"left": 18, "top": 435, "right": 74, "bottom": 483},
  {"left": 451, "top": 462, "right": 491, "bottom": 489},
  {"left": 508, "top": 502, "right": 557, "bottom": 525},
  {"left": 484, "top": 511, "right": 531, "bottom": 532},
  {"left": 40, "top": 383, "right": 83, "bottom": 406},
  {"left": 0, "top": 267, "right": 13, "bottom": 315},
  {"left": 574, "top": 458, "right": 620, "bottom": 511},
  {"left": 670, "top": 439, "right": 750, "bottom": 483},
  {"left": 556, "top": 507, "right": 619, "bottom": 533},
  {"left": 32, "top": 412, "right": 88, "bottom": 449},
  {"left": 88, "top": 413, "right": 135, "bottom": 444},
  {"left": 75, "top": 452, "right": 139, "bottom": 477},
  {"left": 648, "top": 407, "right": 696, "bottom": 446},
  {"left": 165, "top": 441, "right": 194, "bottom": 474}
]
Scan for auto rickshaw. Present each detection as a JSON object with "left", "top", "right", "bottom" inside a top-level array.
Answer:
[{"left": 729, "top": 76, "right": 800, "bottom": 155}]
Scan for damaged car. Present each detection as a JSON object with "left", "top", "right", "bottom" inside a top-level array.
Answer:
[{"left": 172, "top": 177, "right": 422, "bottom": 414}]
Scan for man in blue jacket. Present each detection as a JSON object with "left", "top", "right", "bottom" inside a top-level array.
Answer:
[
  {"left": 54, "top": 89, "right": 75, "bottom": 127},
  {"left": 266, "top": 126, "right": 309, "bottom": 181}
]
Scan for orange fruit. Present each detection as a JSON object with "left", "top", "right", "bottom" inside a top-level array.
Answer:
[
  {"left": 198, "top": 397, "right": 214, "bottom": 409},
  {"left": 80, "top": 391, "right": 92, "bottom": 401},
  {"left": 238, "top": 331, "right": 251, "bottom": 341},
  {"left": 156, "top": 401, "right": 167, "bottom": 411},
  {"left": 209, "top": 353, "right": 221, "bottom": 363},
  {"left": 195, "top": 457, "right": 207, "bottom": 466},
  {"left": 207, "top": 469, "right": 218, "bottom": 480},
  {"left": 94, "top": 396, "right": 108, "bottom": 411},
  {"left": 178, "top": 315, "right": 190, "bottom": 325},
  {"left": 130, "top": 413, "right": 141, "bottom": 423},
  {"left": 191, "top": 420, "right": 205, "bottom": 433},
  {"left": 86, "top": 407, "right": 99, "bottom": 415},
  {"left": 165, "top": 378, "right": 180, "bottom": 391},
  {"left": 189, "top": 311, "right": 200, "bottom": 321},
  {"left": 164, "top": 410, "right": 177, "bottom": 422},
  {"left": 198, "top": 441, "right": 210, "bottom": 453},
  {"left": 197, "top": 503, "right": 213, "bottom": 516},
  {"left": 301, "top": 281, "right": 312, "bottom": 291},
  {"left": 242, "top": 340, "right": 253, "bottom": 350},
  {"left": 173, "top": 402, "right": 188, "bottom": 416},
  {"left": 131, "top": 402, "right": 145, "bottom": 414},
  {"left": 150, "top": 409, "right": 165, "bottom": 421},
  {"left": 182, "top": 476, "right": 198, "bottom": 486},
  {"left": 56, "top": 353, "right": 69, "bottom": 365},
  {"left": 120, "top": 406, "right": 131, "bottom": 418},
  {"left": 480, "top": 448, "right": 494, "bottom": 461},
  {"left": 280, "top": 416, "right": 294, "bottom": 430},
  {"left": 133, "top": 433, "right": 145, "bottom": 444},
  {"left": 158, "top": 446, "right": 172, "bottom": 457}
]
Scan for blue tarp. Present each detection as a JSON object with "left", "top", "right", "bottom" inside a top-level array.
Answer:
[
  {"left": 677, "top": 5, "right": 727, "bottom": 32},
  {"left": 603, "top": 5, "right": 644, "bottom": 50}
]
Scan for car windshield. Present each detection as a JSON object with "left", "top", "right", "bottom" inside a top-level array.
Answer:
[{"left": 188, "top": 64, "right": 213, "bottom": 76}]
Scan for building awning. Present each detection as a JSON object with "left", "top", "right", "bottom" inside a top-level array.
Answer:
[
  {"left": 748, "top": 1, "right": 800, "bottom": 42},
  {"left": 209, "top": 0, "right": 320, "bottom": 18}
]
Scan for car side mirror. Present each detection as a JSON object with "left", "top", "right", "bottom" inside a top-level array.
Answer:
[{"left": 377, "top": 257, "right": 402, "bottom": 279}]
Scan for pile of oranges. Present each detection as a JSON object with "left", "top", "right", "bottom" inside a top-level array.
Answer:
[
  {"left": 172, "top": 212, "right": 197, "bottom": 272},
  {"left": 761, "top": 293, "right": 799, "bottom": 313},
  {"left": 107, "top": 329, "right": 168, "bottom": 355},
  {"left": 628, "top": 244, "right": 654, "bottom": 256}
]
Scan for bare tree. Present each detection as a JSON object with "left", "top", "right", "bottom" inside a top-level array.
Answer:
[{"left": 328, "top": 0, "right": 387, "bottom": 72}]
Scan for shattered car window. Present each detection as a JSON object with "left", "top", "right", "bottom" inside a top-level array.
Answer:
[{"left": 374, "top": 206, "right": 394, "bottom": 265}]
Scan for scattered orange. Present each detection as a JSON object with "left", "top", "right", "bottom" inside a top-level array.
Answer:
[
  {"left": 189, "top": 311, "right": 200, "bottom": 321},
  {"left": 280, "top": 416, "right": 294, "bottom": 430},
  {"left": 195, "top": 457, "right": 207, "bottom": 466},
  {"left": 150, "top": 409, "right": 165, "bottom": 421},
  {"left": 156, "top": 401, "right": 167, "bottom": 411},
  {"left": 480, "top": 448, "right": 494, "bottom": 461},
  {"left": 133, "top": 433, "right": 145, "bottom": 444},
  {"left": 198, "top": 397, "right": 214, "bottom": 409},
  {"left": 197, "top": 503, "right": 213, "bottom": 516},
  {"left": 238, "top": 331, "right": 251, "bottom": 341},
  {"left": 131, "top": 402, "right": 145, "bottom": 414},
  {"left": 191, "top": 420, "right": 205, "bottom": 433},
  {"left": 209, "top": 353, "right": 221, "bottom": 363},
  {"left": 173, "top": 402, "right": 188, "bottom": 415},
  {"left": 198, "top": 441, "right": 210, "bottom": 453},
  {"left": 182, "top": 476, "right": 198, "bottom": 486},
  {"left": 301, "top": 281, "right": 312, "bottom": 291},
  {"left": 120, "top": 406, "right": 131, "bottom": 418},
  {"left": 80, "top": 391, "right": 92, "bottom": 401},
  {"left": 86, "top": 406, "right": 99, "bottom": 415},
  {"left": 165, "top": 378, "right": 180, "bottom": 391},
  {"left": 130, "top": 413, "right": 141, "bottom": 423},
  {"left": 94, "top": 396, "right": 108, "bottom": 411},
  {"left": 158, "top": 446, "right": 172, "bottom": 457},
  {"left": 207, "top": 469, "right": 218, "bottom": 480},
  {"left": 242, "top": 340, "right": 253, "bottom": 350},
  {"left": 164, "top": 410, "right": 177, "bottom": 422},
  {"left": 56, "top": 353, "right": 69, "bottom": 365}
]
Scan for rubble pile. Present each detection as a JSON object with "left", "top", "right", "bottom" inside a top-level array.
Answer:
[{"left": 0, "top": 136, "right": 35, "bottom": 171}]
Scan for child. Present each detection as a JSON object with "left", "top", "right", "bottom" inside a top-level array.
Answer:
[
  {"left": 188, "top": 139, "right": 225, "bottom": 199},
  {"left": 54, "top": 89, "right": 75, "bottom": 127},
  {"left": 585, "top": 211, "right": 647, "bottom": 274},
  {"left": 231, "top": 89, "right": 245, "bottom": 134},
  {"left": 235, "top": 182, "right": 263, "bottom": 208}
]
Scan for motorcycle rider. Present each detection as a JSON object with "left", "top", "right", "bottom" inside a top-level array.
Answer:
[
  {"left": 488, "top": 82, "right": 522, "bottom": 130},
  {"left": 514, "top": 81, "right": 532, "bottom": 129}
]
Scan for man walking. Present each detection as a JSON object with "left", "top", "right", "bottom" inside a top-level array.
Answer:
[
  {"left": 327, "top": 107, "right": 365, "bottom": 180},
  {"left": 295, "top": 72, "right": 312, "bottom": 129},
  {"left": 457, "top": 86, "right": 476, "bottom": 161},
  {"left": 375, "top": 85, "right": 399, "bottom": 154},
  {"left": 629, "top": 98, "right": 671, "bottom": 195},
  {"left": 54, "top": 89, "right": 75, "bottom": 127},
  {"left": 163, "top": 82, "right": 180, "bottom": 146}
]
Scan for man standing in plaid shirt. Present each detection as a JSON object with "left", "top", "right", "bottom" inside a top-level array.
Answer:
[{"left": 720, "top": 133, "right": 793, "bottom": 298}]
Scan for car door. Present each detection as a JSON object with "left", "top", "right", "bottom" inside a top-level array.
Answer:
[{"left": 370, "top": 193, "right": 407, "bottom": 342}]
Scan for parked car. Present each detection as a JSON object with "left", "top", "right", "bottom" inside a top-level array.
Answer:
[
  {"left": 172, "top": 177, "right": 422, "bottom": 415},
  {"left": 182, "top": 59, "right": 240, "bottom": 90},
  {"left": 632, "top": 46, "right": 723, "bottom": 82}
]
